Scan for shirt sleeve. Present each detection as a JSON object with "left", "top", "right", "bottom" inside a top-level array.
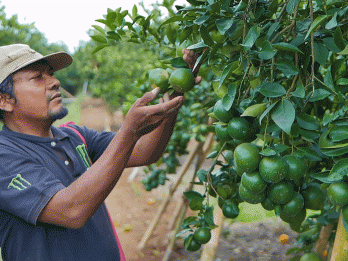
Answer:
[
  {"left": 72, "top": 125, "right": 116, "bottom": 163},
  {"left": 0, "top": 145, "right": 66, "bottom": 225}
]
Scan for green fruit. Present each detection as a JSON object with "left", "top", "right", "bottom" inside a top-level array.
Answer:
[
  {"left": 280, "top": 207, "right": 306, "bottom": 225},
  {"left": 234, "top": 143, "right": 261, "bottom": 173},
  {"left": 194, "top": 227, "right": 211, "bottom": 244},
  {"left": 239, "top": 184, "right": 266, "bottom": 204},
  {"left": 327, "top": 181, "right": 348, "bottom": 206},
  {"left": 215, "top": 124, "right": 231, "bottom": 141},
  {"left": 299, "top": 252, "right": 323, "bottom": 261},
  {"left": 281, "top": 192, "right": 305, "bottom": 217},
  {"left": 227, "top": 117, "right": 257, "bottom": 142},
  {"left": 302, "top": 183, "right": 326, "bottom": 210},
  {"left": 169, "top": 68, "right": 195, "bottom": 92},
  {"left": 259, "top": 156, "right": 288, "bottom": 183},
  {"left": 268, "top": 181, "right": 294, "bottom": 205},
  {"left": 261, "top": 198, "right": 275, "bottom": 211},
  {"left": 222, "top": 201, "right": 240, "bottom": 219},
  {"left": 184, "top": 234, "right": 201, "bottom": 252},
  {"left": 283, "top": 155, "right": 306, "bottom": 182},
  {"left": 210, "top": 30, "right": 225, "bottom": 43},
  {"left": 148, "top": 68, "right": 170, "bottom": 93},
  {"left": 241, "top": 171, "right": 267, "bottom": 194},
  {"left": 213, "top": 100, "right": 234, "bottom": 123},
  {"left": 216, "top": 183, "right": 235, "bottom": 199}
]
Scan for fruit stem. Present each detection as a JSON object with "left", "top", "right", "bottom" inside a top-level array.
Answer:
[{"left": 262, "top": 111, "right": 270, "bottom": 150}]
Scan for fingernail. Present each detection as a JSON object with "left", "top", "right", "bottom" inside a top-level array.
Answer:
[{"left": 152, "top": 87, "right": 160, "bottom": 95}]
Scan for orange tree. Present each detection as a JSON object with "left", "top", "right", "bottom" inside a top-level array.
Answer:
[{"left": 91, "top": 0, "right": 348, "bottom": 258}]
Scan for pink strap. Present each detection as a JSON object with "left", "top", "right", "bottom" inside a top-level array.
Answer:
[{"left": 59, "top": 122, "right": 126, "bottom": 260}]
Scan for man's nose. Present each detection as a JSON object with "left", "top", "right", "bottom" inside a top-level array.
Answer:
[{"left": 45, "top": 73, "right": 60, "bottom": 90}]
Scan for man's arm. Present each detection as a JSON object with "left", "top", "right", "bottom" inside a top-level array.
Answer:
[{"left": 38, "top": 89, "right": 184, "bottom": 229}]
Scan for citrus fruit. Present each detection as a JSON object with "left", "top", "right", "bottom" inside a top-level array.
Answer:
[
  {"left": 283, "top": 155, "right": 306, "bottom": 182},
  {"left": 327, "top": 181, "right": 348, "bottom": 206},
  {"left": 279, "top": 234, "right": 290, "bottom": 244},
  {"left": 123, "top": 223, "right": 132, "bottom": 232},
  {"left": 241, "top": 171, "right": 267, "bottom": 194},
  {"left": 210, "top": 30, "right": 225, "bottom": 43},
  {"left": 301, "top": 183, "right": 326, "bottom": 210},
  {"left": 215, "top": 124, "right": 231, "bottom": 141},
  {"left": 281, "top": 192, "right": 304, "bottom": 217},
  {"left": 184, "top": 234, "right": 201, "bottom": 252},
  {"left": 261, "top": 197, "right": 275, "bottom": 211},
  {"left": 259, "top": 156, "right": 288, "bottom": 183},
  {"left": 169, "top": 68, "right": 194, "bottom": 92},
  {"left": 280, "top": 207, "right": 306, "bottom": 225},
  {"left": 213, "top": 100, "right": 234, "bottom": 123},
  {"left": 148, "top": 68, "right": 170, "bottom": 93},
  {"left": 234, "top": 143, "right": 260, "bottom": 173},
  {"left": 193, "top": 227, "right": 211, "bottom": 244},
  {"left": 299, "top": 252, "right": 323, "bottom": 261},
  {"left": 268, "top": 181, "right": 294, "bottom": 205},
  {"left": 227, "top": 117, "right": 258, "bottom": 142},
  {"left": 218, "top": 196, "right": 225, "bottom": 209},
  {"left": 222, "top": 201, "right": 240, "bottom": 219},
  {"left": 239, "top": 184, "right": 266, "bottom": 204}
]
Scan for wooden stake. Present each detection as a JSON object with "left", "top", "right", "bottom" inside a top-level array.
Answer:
[
  {"left": 330, "top": 212, "right": 348, "bottom": 261},
  {"left": 314, "top": 222, "right": 334, "bottom": 259},
  {"left": 137, "top": 139, "right": 202, "bottom": 250}
]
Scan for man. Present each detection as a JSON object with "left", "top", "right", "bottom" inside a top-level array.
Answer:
[{"left": 0, "top": 44, "right": 202, "bottom": 260}]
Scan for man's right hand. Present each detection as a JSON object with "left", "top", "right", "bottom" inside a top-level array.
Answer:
[{"left": 122, "top": 87, "right": 184, "bottom": 138}]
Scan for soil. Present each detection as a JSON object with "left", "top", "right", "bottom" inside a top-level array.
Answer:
[{"left": 79, "top": 97, "right": 301, "bottom": 261}]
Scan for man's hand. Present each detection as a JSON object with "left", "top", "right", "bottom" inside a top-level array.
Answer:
[{"left": 123, "top": 87, "right": 184, "bottom": 137}]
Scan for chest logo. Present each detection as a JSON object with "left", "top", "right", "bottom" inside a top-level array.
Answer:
[
  {"left": 76, "top": 144, "right": 91, "bottom": 168},
  {"left": 8, "top": 174, "right": 31, "bottom": 191}
]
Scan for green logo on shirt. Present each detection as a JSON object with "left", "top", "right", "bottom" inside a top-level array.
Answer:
[
  {"left": 8, "top": 174, "right": 31, "bottom": 191},
  {"left": 76, "top": 144, "right": 91, "bottom": 168}
]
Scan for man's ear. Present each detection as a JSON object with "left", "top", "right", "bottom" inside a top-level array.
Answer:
[{"left": 0, "top": 93, "right": 15, "bottom": 113}]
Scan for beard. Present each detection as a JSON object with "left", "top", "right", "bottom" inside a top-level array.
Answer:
[{"left": 49, "top": 106, "right": 69, "bottom": 122}]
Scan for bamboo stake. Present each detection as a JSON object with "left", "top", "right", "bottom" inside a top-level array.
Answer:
[
  {"left": 137, "top": 139, "right": 202, "bottom": 250},
  {"left": 200, "top": 205, "right": 224, "bottom": 261},
  {"left": 330, "top": 212, "right": 348, "bottom": 261},
  {"left": 162, "top": 145, "right": 204, "bottom": 261},
  {"left": 314, "top": 222, "right": 334, "bottom": 259}
]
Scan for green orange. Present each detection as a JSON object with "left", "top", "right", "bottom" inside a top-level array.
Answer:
[
  {"left": 327, "top": 181, "right": 348, "bottom": 206},
  {"left": 299, "top": 252, "right": 323, "bottom": 261},
  {"left": 261, "top": 197, "right": 275, "bottom": 211},
  {"left": 222, "top": 201, "right": 240, "bottom": 219},
  {"left": 281, "top": 192, "right": 304, "bottom": 217},
  {"left": 184, "top": 234, "right": 201, "bottom": 252},
  {"left": 301, "top": 183, "right": 326, "bottom": 210},
  {"left": 239, "top": 184, "right": 266, "bottom": 204},
  {"left": 169, "top": 68, "right": 195, "bottom": 92},
  {"left": 241, "top": 171, "right": 267, "bottom": 194},
  {"left": 227, "top": 117, "right": 258, "bottom": 142},
  {"left": 215, "top": 124, "right": 231, "bottom": 141},
  {"left": 148, "top": 68, "right": 170, "bottom": 93},
  {"left": 259, "top": 156, "right": 288, "bottom": 183},
  {"left": 234, "top": 143, "right": 260, "bottom": 173},
  {"left": 283, "top": 155, "right": 306, "bottom": 182},
  {"left": 268, "top": 181, "right": 294, "bottom": 205},
  {"left": 193, "top": 227, "right": 211, "bottom": 244},
  {"left": 213, "top": 100, "right": 234, "bottom": 123}
]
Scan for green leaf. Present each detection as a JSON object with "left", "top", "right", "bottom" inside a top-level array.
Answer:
[
  {"left": 291, "top": 83, "right": 305, "bottom": 98},
  {"left": 339, "top": 45, "right": 348, "bottom": 55},
  {"left": 132, "top": 5, "right": 138, "bottom": 18},
  {"left": 194, "top": 15, "right": 210, "bottom": 25},
  {"left": 241, "top": 26, "right": 260, "bottom": 50},
  {"left": 296, "top": 113, "right": 320, "bottom": 130},
  {"left": 334, "top": 27, "right": 346, "bottom": 51},
  {"left": 216, "top": 18, "right": 234, "bottom": 34},
  {"left": 258, "top": 40, "right": 277, "bottom": 60},
  {"left": 160, "top": 15, "right": 191, "bottom": 27},
  {"left": 294, "top": 147, "right": 322, "bottom": 161},
  {"left": 324, "top": 67, "right": 335, "bottom": 90},
  {"left": 91, "top": 44, "right": 109, "bottom": 54},
  {"left": 323, "top": 37, "right": 342, "bottom": 53},
  {"left": 200, "top": 25, "right": 214, "bottom": 46},
  {"left": 310, "top": 171, "right": 335, "bottom": 184},
  {"left": 106, "top": 32, "right": 121, "bottom": 41},
  {"left": 260, "top": 147, "right": 277, "bottom": 156},
  {"left": 271, "top": 100, "right": 295, "bottom": 134},
  {"left": 169, "top": 57, "right": 190, "bottom": 68},
  {"left": 204, "top": 206, "right": 216, "bottom": 227},
  {"left": 305, "top": 15, "right": 329, "bottom": 39},
  {"left": 90, "top": 35, "right": 108, "bottom": 44},
  {"left": 321, "top": 146, "right": 348, "bottom": 157},
  {"left": 274, "top": 144, "right": 289, "bottom": 153},
  {"left": 309, "top": 89, "right": 331, "bottom": 102},
  {"left": 276, "top": 59, "right": 299, "bottom": 77},
  {"left": 189, "top": 199, "right": 203, "bottom": 211},
  {"left": 286, "top": 0, "right": 300, "bottom": 14},
  {"left": 184, "top": 191, "right": 205, "bottom": 202},
  {"left": 241, "top": 103, "right": 267, "bottom": 117},
  {"left": 187, "top": 41, "right": 208, "bottom": 50},
  {"left": 314, "top": 42, "right": 329, "bottom": 66},
  {"left": 259, "top": 102, "right": 278, "bottom": 125},
  {"left": 196, "top": 169, "right": 207, "bottom": 183},
  {"left": 219, "top": 63, "right": 234, "bottom": 88},
  {"left": 258, "top": 82, "right": 286, "bottom": 98},
  {"left": 272, "top": 42, "right": 303, "bottom": 53},
  {"left": 299, "top": 129, "right": 320, "bottom": 140},
  {"left": 329, "top": 158, "right": 348, "bottom": 182},
  {"left": 207, "top": 151, "right": 219, "bottom": 159},
  {"left": 92, "top": 25, "right": 105, "bottom": 34},
  {"left": 222, "top": 83, "right": 237, "bottom": 111},
  {"left": 212, "top": 81, "right": 227, "bottom": 98},
  {"left": 325, "top": 12, "right": 338, "bottom": 30},
  {"left": 337, "top": 78, "right": 348, "bottom": 85},
  {"left": 330, "top": 126, "right": 348, "bottom": 142}
]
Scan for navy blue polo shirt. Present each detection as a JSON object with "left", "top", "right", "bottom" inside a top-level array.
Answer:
[{"left": 0, "top": 124, "right": 124, "bottom": 261}]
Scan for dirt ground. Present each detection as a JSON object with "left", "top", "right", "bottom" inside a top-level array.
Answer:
[{"left": 79, "top": 97, "right": 301, "bottom": 261}]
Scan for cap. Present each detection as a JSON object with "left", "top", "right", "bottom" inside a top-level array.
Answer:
[{"left": 0, "top": 44, "right": 73, "bottom": 84}]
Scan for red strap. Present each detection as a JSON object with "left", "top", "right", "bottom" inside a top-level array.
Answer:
[{"left": 59, "top": 121, "right": 88, "bottom": 150}]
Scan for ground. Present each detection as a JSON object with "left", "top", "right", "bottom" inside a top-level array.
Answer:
[{"left": 79, "top": 97, "right": 301, "bottom": 261}]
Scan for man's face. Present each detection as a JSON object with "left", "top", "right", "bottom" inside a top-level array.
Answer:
[{"left": 11, "top": 60, "right": 68, "bottom": 123}]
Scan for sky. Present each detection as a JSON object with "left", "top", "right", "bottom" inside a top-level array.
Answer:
[{"left": 1, "top": 0, "right": 186, "bottom": 53}]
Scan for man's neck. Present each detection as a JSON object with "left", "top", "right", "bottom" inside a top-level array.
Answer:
[{"left": 4, "top": 120, "right": 54, "bottom": 138}]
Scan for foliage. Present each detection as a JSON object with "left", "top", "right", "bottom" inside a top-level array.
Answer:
[{"left": 91, "top": 0, "right": 348, "bottom": 256}]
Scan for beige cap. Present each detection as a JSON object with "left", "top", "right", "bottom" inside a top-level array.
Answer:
[{"left": 0, "top": 44, "right": 73, "bottom": 84}]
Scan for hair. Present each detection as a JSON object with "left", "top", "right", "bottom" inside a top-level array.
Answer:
[{"left": 0, "top": 73, "right": 16, "bottom": 121}]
